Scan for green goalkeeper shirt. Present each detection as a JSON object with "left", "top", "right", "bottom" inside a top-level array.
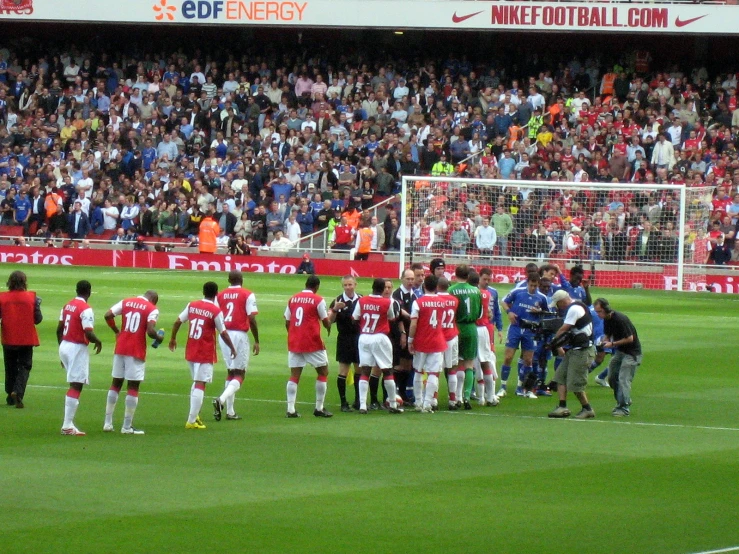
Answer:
[{"left": 448, "top": 282, "right": 483, "bottom": 325}]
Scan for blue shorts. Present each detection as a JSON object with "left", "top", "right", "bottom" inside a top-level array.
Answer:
[{"left": 505, "top": 326, "right": 536, "bottom": 352}]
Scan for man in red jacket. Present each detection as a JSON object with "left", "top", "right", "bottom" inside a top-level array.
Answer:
[{"left": 0, "top": 271, "right": 42, "bottom": 408}]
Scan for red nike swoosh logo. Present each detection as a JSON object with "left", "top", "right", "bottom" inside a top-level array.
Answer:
[
  {"left": 452, "top": 10, "right": 483, "bottom": 23},
  {"left": 675, "top": 15, "right": 707, "bottom": 27}
]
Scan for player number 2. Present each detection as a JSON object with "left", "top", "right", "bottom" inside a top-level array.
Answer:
[
  {"left": 361, "top": 313, "right": 380, "bottom": 333},
  {"left": 189, "top": 318, "right": 204, "bottom": 339},
  {"left": 123, "top": 311, "right": 141, "bottom": 333},
  {"left": 224, "top": 302, "right": 234, "bottom": 323}
]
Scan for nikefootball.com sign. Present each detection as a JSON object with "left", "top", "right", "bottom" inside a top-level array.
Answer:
[{"left": 0, "top": 0, "right": 732, "bottom": 34}]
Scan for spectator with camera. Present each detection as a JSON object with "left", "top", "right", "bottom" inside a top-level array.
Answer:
[{"left": 593, "top": 298, "right": 642, "bottom": 417}]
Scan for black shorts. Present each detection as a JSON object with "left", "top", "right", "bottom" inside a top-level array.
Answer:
[
  {"left": 389, "top": 329, "right": 412, "bottom": 366},
  {"left": 336, "top": 334, "right": 360, "bottom": 365}
]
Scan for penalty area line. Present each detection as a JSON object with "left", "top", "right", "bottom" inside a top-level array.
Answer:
[{"left": 686, "top": 547, "right": 739, "bottom": 554}]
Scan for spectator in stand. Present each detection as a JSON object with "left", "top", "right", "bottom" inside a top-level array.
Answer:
[
  {"left": 492, "top": 205, "right": 514, "bottom": 257},
  {"left": 474, "top": 217, "right": 497, "bottom": 256}
]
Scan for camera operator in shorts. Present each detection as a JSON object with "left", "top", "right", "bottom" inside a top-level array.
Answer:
[
  {"left": 593, "top": 298, "right": 642, "bottom": 417},
  {"left": 547, "top": 290, "right": 597, "bottom": 419}
]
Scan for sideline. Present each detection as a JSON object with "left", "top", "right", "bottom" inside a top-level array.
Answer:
[
  {"left": 25, "top": 384, "right": 739, "bottom": 432},
  {"left": 686, "top": 548, "right": 739, "bottom": 554}
]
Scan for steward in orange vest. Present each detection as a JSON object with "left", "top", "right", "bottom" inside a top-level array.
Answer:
[{"left": 198, "top": 215, "right": 221, "bottom": 254}]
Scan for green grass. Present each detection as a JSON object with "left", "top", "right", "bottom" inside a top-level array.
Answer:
[{"left": 1, "top": 264, "right": 738, "bottom": 554}]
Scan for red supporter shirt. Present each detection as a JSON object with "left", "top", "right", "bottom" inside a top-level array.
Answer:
[
  {"left": 437, "top": 292, "right": 459, "bottom": 341},
  {"left": 110, "top": 296, "right": 159, "bottom": 360},
  {"left": 284, "top": 290, "right": 328, "bottom": 353},
  {"left": 177, "top": 299, "right": 224, "bottom": 364},
  {"left": 410, "top": 294, "right": 447, "bottom": 354},
  {"left": 216, "top": 286, "right": 258, "bottom": 332},
  {"left": 59, "top": 297, "right": 94, "bottom": 345},
  {"left": 352, "top": 295, "right": 395, "bottom": 335}
]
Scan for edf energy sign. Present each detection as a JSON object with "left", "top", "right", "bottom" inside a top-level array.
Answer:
[{"left": 153, "top": 0, "right": 307, "bottom": 22}]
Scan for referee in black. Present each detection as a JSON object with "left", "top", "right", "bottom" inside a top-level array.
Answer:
[
  {"left": 392, "top": 268, "right": 417, "bottom": 404},
  {"left": 329, "top": 275, "right": 362, "bottom": 412}
]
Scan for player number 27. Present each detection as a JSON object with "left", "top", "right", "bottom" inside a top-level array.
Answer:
[{"left": 361, "top": 313, "right": 380, "bottom": 333}]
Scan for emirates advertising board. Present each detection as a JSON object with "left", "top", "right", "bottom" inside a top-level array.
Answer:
[
  {"left": 0, "top": 0, "right": 735, "bottom": 34},
  {"left": 1, "top": 246, "right": 737, "bottom": 293}
]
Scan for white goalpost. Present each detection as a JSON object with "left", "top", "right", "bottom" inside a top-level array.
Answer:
[{"left": 400, "top": 176, "right": 716, "bottom": 292}]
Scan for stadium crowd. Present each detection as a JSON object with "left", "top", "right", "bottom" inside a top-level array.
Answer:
[{"left": 0, "top": 41, "right": 738, "bottom": 263}]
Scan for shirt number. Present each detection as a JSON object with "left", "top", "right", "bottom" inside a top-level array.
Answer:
[
  {"left": 361, "top": 313, "right": 380, "bottom": 333},
  {"left": 123, "top": 311, "right": 141, "bottom": 333},
  {"left": 224, "top": 302, "right": 234, "bottom": 323},
  {"left": 189, "top": 318, "right": 204, "bottom": 339},
  {"left": 293, "top": 306, "right": 304, "bottom": 327},
  {"left": 441, "top": 308, "right": 455, "bottom": 329}
]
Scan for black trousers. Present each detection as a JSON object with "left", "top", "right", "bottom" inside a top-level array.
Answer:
[{"left": 3, "top": 345, "right": 34, "bottom": 401}]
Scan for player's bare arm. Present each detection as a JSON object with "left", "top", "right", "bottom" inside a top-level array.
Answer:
[
  {"left": 169, "top": 319, "right": 183, "bottom": 351},
  {"left": 407, "top": 319, "right": 418, "bottom": 355},
  {"left": 104, "top": 310, "right": 120, "bottom": 336},
  {"left": 249, "top": 315, "right": 260, "bottom": 355},
  {"left": 502, "top": 301, "right": 517, "bottom": 324},
  {"left": 220, "top": 330, "right": 237, "bottom": 359},
  {"left": 85, "top": 329, "right": 103, "bottom": 355}
]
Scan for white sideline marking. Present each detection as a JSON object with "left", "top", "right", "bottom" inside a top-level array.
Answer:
[
  {"left": 687, "top": 547, "right": 739, "bottom": 554},
  {"left": 24, "top": 384, "right": 739, "bottom": 432}
]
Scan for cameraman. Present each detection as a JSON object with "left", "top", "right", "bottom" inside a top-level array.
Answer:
[
  {"left": 593, "top": 298, "right": 642, "bottom": 417},
  {"left": 548, "top": 290, "right": 596, "bottom": 419}
]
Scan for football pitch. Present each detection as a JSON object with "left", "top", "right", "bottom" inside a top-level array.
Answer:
[{"left": 2, "top": 264, "right": 738, "bottom": 554}]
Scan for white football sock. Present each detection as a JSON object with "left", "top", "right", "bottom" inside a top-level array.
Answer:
[
  {"left": 63, "top": 395, "right": 79, "bottom": 429},
  {"left": 384, "top": 376, "right": 397, "bottom": 409},
  {"left": 221, "top": 379, "right": 241, "bottom": 415},
  {"left": 413, "top": 372, "right": 424, "bottom": 406},
  {"left": 104, "top": 388, "right": 119, "bottom": 426},
  {"left": 188, "top": 387, "right": 204, "bottom": 424},
  {"left": 456, "top": 370, "right": 465, "bottom": 401},
  {"left": 483, "top": 372, "right": 496, "bottom": 402},
  {"left": 123, "top": 394, "right": 138, "bottom": 429},
  {"left": 447, "top": 371, "right": 458, "bottom": 402},
  {"left": 424, "top": 374, "right": 439, "bottom": 408},
  {"left": 358, "top": 378, "right": 369, "bottom": 410},
  {"left": 286, "top": 380, "right": 298, "bottom": 413},
  {"left": 315, "top": 377, "right": 327, "bottom": 411}
]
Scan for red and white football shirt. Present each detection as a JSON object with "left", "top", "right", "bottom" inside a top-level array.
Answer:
[
  {"left": 59, "top": 297, "right": 94, "bottom": 345},
  {"left": 410, "top": 294, "right": 447, "bottom": 353},
  {"left": 110, "top": 296, "right": 159, "bottom": 360},
  {"left": 284, "top": 290, "right": 328, "bottom": 353},
  {"left": 217, "top": 286, "right": 258, "bottom": 332},
  {"left": 352, "top": 295, "right": 394, "bottom": 335},
  {"left": 476, "top": 289, "right": 491, "bottom": 327},
  {"left": 178, "top": 299, "right": 224, "bottom": 364},
  {"left": 437, "top": 292, "right": 459, "bottom": 341}
]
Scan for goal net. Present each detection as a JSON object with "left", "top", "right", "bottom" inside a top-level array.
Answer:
[{"left": 400, "top": 176, "right": 716, "bottom": 292}]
